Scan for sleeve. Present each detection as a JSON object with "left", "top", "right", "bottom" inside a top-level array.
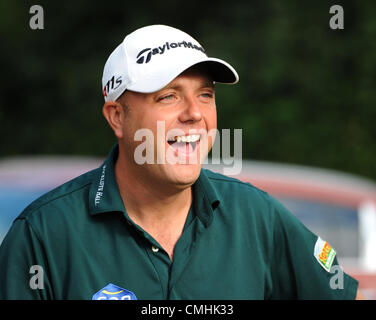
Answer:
[
  {"left": 268, "top": 196, "right": 359, "bottom": 300},
  {"left": 0, "top": 218, "right": 52, "bottom": 299}
]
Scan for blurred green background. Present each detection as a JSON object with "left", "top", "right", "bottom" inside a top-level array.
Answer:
[{"left": 1, "top": 0, "right": 375, "bottom": 180}]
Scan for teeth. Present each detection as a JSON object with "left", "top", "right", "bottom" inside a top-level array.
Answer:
[{"left": 172, "top": 134, "right": 200, "bottom": 143}]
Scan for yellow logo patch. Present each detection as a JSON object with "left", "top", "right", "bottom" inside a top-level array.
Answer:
[{"left": 314, "top": 237, "right": 336, "bottom": 272}]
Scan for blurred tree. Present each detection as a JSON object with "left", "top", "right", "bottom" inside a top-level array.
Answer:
[{"left": 0, "top": 0, "right": 375, "bottom": 181}]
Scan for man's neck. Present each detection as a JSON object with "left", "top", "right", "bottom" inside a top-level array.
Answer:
[{"left": 114, "top": 152, "right": 193, "bottom": 259}]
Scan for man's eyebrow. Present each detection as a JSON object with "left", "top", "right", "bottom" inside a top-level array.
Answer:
[{"left": 202, "top": 81, "right": 215, "bottom": 88}]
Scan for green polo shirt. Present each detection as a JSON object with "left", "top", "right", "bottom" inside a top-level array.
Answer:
[{"left": 0, "top": 145, "right": 358, "bottom": 300}]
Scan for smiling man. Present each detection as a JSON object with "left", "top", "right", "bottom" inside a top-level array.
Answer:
[
  {"left": 103, "top": 66, "right": 218, "bottom": 260},
  {"left": 0, "top": 25, "right": 362, "bottom": 300}
]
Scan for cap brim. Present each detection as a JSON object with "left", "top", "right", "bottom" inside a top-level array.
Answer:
[
  {"left": 194, "top": 58, "right": 239, "bottom": 85},
  {"left": 127, "top": 57, "right": 239, "bottom": 94}
]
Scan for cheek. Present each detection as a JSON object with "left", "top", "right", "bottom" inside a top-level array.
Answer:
[
  {"left": 205, "top": 106, "right": 217, "bottom": 131},
  {"left": 132, "top": 112, "right": 175, "bottom": 153},
  {"left": 124, "top": 109, "right": 156, "bottom": 135},
  {"left": 201, "top": 107, "right": 217, "bottom": 153},
  {"left": 120, "top": 113, "right": 151, "bottom": 153}
]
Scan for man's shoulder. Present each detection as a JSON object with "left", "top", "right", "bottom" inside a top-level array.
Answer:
[
  {"left": 202, "top": 169, "right": 300, "bottom": 231},
  {"left": 201, "top": 168, "right": 276, "bottom": 214},
  {"left": 18, "top": 167, "right": 99, "bottom": 221},
  {"left": 202, "top": 168, "right": 268, "bottom": 197}
]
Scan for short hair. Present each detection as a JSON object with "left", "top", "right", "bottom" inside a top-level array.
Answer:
[{"left": 116, "top": 93, "right": 130, "bottom": 115}]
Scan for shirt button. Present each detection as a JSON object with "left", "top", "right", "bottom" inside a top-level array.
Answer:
[{"left": 151, "top": 246, "right": 159, "bottom": 253}]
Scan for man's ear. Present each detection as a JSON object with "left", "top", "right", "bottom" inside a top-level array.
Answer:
[{"left": 102, "top": 101, "right": 125, "bottom": 139}]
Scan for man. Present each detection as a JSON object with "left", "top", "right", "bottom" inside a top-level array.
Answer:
[{"left": 0, "top": 25, "right": 362, "bottom": 299}]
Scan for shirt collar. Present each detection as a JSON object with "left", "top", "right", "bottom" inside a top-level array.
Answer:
[
  {"left": 89, "top": 144, "right": 222, "bottom": 225},
  {"left": 192, "top": 169, "right": 222, "bottom": 228},
  {"left": 89, "top": 144, "right": 126, "bottom": 215}
]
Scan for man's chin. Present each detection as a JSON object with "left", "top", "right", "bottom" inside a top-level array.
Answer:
[{"left": 167, "top": 163, "right": 202, "bottom": 188}]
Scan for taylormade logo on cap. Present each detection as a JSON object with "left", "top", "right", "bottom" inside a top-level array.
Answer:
[
  {"left": 136, "top": 41, "right": 205, "bottom": 64},
  {"left": 102, "top": 25, "right": 239, "bottom": 102}
]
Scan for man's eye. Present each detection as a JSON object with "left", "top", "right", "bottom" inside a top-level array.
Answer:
[
  {"left": 201, "top": 92, "right": 213, "bottom": 98},
  {"left": 158, "top": 94, "right": 175, "bottom": 101}
]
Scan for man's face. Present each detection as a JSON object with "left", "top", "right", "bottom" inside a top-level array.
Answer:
[{"left": 117, "top": 67, "right": 217, "bottom": 190}]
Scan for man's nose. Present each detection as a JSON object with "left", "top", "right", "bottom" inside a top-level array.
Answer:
[{"left": 178, "top": 96, "right": 203, "bottom": 123}]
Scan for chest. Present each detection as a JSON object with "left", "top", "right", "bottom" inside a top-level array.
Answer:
[
  {"left": 148, "top": 222, "right": 191, "bottom": 260},
  {"left": 43, "top": 205, "right": 273, "bottom": 300},
  {"left": 134, "top": 213, "right": 189, "bottom": 261},
  {"left": 51, "top": 223, "right": 270, "bottom": 300}
]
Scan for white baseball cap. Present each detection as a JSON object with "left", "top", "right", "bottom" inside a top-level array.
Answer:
[{"left": 102, "top": 24, "right": 239, "bottom": 102}]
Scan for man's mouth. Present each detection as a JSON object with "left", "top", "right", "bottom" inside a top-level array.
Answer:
[{"left": 167, "top": 134, "right": 201, "bottom": 154}]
